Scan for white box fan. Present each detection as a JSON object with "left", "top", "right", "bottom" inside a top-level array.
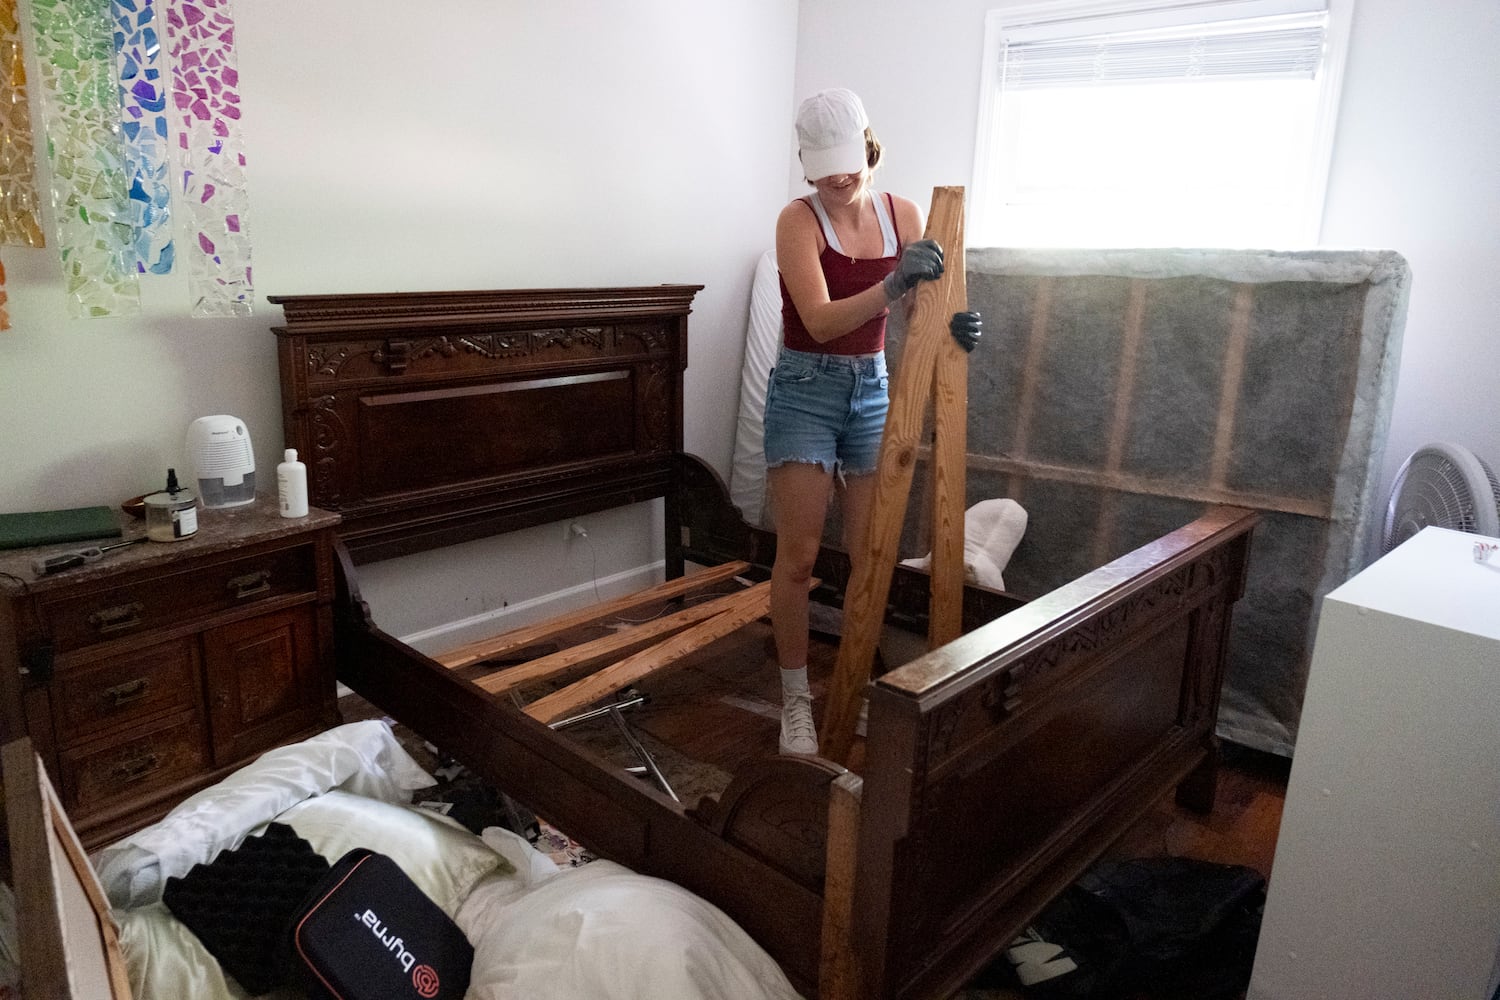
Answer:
[{"left": 1381, "top": 442, "right": 1500, "bottom": 553}]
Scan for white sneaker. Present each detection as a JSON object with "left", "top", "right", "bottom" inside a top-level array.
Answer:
[{"left": 779, "top": 693, "right": 818, "bottom": 755}]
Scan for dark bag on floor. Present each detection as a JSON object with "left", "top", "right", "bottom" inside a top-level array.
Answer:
[
  {"left": 977, "top": 856, "right": 1265, "bottom": 1000},
  {"left": 287, "top": 847, "right": 473, "bottom": 1000}
]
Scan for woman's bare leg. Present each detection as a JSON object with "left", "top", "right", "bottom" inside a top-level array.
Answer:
[
  {"left": 768, "top": 461, "right": 835, "bottom": 671},
  {"left": 767, "top": 461, "right": 834, "bottom": 754}
]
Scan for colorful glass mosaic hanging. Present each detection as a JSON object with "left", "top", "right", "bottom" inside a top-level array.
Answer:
[
  {"left": 114, "top": 0, "right": 174, "bottom": 274},
  {"left": 29, "top": 0, "right": 141, "bottom": 317},
  {"left": 0, "top": 0, "right": 45, "bottom": 248},
  {"left": 164, "top": 0, "right": 251, "bottom": 316}
]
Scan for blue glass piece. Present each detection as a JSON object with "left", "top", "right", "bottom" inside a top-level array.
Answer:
[{"left": 150, "top": 240, "right": 174, "bottom": 274}]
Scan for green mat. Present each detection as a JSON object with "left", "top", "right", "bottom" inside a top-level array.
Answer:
[{"left": 0, "top": 507, "right": 123, "bottom": 550}]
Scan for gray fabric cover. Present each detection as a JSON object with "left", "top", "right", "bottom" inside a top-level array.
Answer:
[{"left": 889, "top": 248, "right": 1410, "bottom": 756}]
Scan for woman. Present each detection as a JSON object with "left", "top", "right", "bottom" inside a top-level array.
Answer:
[{"left": 766, "top": 87, "right": 980, "bottom": 755}]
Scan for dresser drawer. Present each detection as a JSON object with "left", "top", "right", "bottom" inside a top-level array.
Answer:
[
  {"left": 39, "top": 543, "right": 318, "bottom": 653},
  {"left": 52, "top": 637, "right": 200, "bottom": 745},
  {"left": 59, "top": 711, "right": 209, "bottom": 816}
]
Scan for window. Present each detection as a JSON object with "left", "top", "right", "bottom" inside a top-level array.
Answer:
[{"left": 970, "top": 0, "right": 1354, "bottom": 248}]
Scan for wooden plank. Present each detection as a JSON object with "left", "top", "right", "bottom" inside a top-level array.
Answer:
[
  {"left": 936, "top": 450, "right": 1333, "bottom": 520},
  {"left": 437, "top": 560, "right": 750, "bottom": 669},
  {"left": 1093, "top": 278, "right": 1149, "bottom": 568},
  {"left": 928, "top": 205, "right": 968, "bottom": 649},
  {"left": 822, "top": 186, "right": 966, "bottom": 764},
  {"left": 3, "top": 738, "right": 133, "bottom": 1000},
  {"left": 1209, "top": 283, "right": 1254, "bottom": 491},
  {"left": 474, "top": 585, "right": 758, "bottom": 695},
  {"left": 819, "top": 772, "right": 864, "bottom": 1000},
  {"left": 523, "top": 581, "right": 774, "bottom": 724}
]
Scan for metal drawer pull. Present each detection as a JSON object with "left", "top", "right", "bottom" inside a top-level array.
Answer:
[
  {"left": 103, "top": 677, "right": 150, "bottom": 707},
  {"left": 111, "top": 752, "right": 162, "bottom": 783},
  {"left": 227, "top": 569, "right": 272, "bottom": 599},
  {"left": 88, "top": 602, "right": 144, "bottom": 634}
]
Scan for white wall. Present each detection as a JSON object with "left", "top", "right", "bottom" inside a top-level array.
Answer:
[
  {"left": 1318, "top": 0, "right": 1500, "bottom": 496},
  {"left": 0, "top": 1, "right": 799, "bottom": 640},
  {"left": 792, "top": 0, "right": 1500, "bottom": 546}
]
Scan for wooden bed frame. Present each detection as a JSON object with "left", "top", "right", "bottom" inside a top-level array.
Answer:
[{"left": 271, "top": 286, "right": 1258, "bottom": 999}]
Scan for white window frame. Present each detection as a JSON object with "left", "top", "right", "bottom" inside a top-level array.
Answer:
[{"left": 969, "top": 0, "right": 1355, "bottom": 248}]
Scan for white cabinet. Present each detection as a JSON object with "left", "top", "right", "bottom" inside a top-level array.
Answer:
[{"left": 1249, "top": 527, "right": 1500, "bottom": 1000}]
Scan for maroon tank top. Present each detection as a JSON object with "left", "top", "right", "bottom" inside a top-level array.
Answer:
[{"left": 779, "top": 193, "right": 901, "bottom": 356}]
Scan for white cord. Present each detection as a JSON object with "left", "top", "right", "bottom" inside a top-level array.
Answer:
[{"left": 578, "top": 530, "right": 602, "bottom": 603}]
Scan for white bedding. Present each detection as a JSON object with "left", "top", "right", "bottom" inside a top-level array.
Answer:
[{"left": 97, "top": 721, "right": 805, "bottom": 1000}]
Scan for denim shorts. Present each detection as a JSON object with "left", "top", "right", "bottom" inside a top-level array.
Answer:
[{"left": 763, "top": 346, "right": 889, "bottom": 477}]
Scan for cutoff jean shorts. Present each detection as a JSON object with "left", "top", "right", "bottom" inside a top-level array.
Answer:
[{"left": 763, "top": 346, "right": 889, "bottom": 479}]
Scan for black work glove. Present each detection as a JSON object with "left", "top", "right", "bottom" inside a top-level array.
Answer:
[
  {"left": 950, "top": 311, "right": 981, "bottom": 353},
  {"left": 882, "top": 239, "right": 944, "bottom": 302}
]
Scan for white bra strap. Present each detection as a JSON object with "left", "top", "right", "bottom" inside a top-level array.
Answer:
[
  {"left": 806, "top": 191, "right": 899, "bottom": 258},
  {"left": 805, "top": 191, "right": 843, "bottom": 255},
  {"left": 870, "top": 192, "right": 898, "bottom": 257}
]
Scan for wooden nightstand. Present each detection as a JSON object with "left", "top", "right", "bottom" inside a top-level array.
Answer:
[{"left": 0, "top": 496, "right": 341, "bottom": 849}]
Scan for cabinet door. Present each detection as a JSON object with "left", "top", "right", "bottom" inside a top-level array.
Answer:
[{"left": 202, "top": 604, "right": 324, "bottom": 766}]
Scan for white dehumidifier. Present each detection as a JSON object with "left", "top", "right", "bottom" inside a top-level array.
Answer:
[{"left": 187, "top": 415, "right": 257, "bottom": 508}]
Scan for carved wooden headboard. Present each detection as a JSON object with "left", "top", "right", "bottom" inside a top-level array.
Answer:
[{"left": 270, "top": 286, "right": 701, "bottom": 564}]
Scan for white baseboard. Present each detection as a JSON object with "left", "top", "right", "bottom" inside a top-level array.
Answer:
[{"left": 390, "top": 560, "right": 666, "bottom": 658}]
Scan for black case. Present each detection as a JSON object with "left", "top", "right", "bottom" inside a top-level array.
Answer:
[{"left": 287, "top": 848, "right": 474, "bottom": 1000}]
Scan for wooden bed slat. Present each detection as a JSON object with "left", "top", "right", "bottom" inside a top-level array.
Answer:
[
  {"left": 474, "top": 583, "right": 756, "bottom": 695},
  {"left": 927, "top": 202, "right": 969, "bottom": 650},
  {"left": 438, "top": 560, "right": 750, "bottom": 669},
  {"left": 522, "top": 580, "right": 774, "bottom": 724}
]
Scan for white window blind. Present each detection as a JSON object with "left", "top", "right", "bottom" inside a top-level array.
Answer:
[{"left": 1001, "top": 14, "right": 1329, "bottom": 89}]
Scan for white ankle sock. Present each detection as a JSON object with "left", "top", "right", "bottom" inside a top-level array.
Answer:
[{"left": 780, "top": 666, "right": 810, "bottom": 698}]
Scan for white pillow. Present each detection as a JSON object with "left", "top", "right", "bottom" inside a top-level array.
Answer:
[
  {"left": 115, "top": 903, "right": 297, "bottom": 1000},
  {"left": 457, "top": 860, "right": 804, "bottom": 1000},
  {"left": 276, "top": 790, "right": 513, "bottom": 917},
  {"left": 94, "top": 720, "right": 435, "bottom": 909}
]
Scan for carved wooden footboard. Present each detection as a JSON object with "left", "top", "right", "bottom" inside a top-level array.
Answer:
[{"left": 845, "top": 503, "right": 1256, "bottom": 999}]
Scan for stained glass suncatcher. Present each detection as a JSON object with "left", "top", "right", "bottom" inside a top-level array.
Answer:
[
  {"left": 164, "top": 0, "right": 251, "bottom": 316},
  {"left": 0, "top": 0, "right": 44, "bottom": 248},
  {"left": 114, "top": 0, "right": 174, "bottom": 274},
  {"left": 29, "top": 0, "right": 141, "bottom": 317}
]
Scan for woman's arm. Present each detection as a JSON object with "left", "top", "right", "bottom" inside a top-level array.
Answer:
[
  {"left": 775, "top": 200, "right": 896, "bottom": 344},
  {"left": 888, "top": 195, "right": 929, "bottom": 320}
]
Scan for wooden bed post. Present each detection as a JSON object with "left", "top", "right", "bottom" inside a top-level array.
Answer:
[
  {"left": 822, "top": 186, "right": 969, "bottom": 764},
  {"left": 818, "top": 772, "right": 864, "bottom": 1000}
]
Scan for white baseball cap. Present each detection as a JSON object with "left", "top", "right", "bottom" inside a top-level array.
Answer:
[{"left": 795, "top": 88, "right": 869, "bottom": 180}]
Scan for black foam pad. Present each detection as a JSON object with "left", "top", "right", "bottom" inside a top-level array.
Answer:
[{"left": 163, "top": 822, "right": 330, "bottom": 995}]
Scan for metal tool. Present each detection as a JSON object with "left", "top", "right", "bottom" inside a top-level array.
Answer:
[{"left": 32, "top": 536, "right": 147, "bottom": 577}]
